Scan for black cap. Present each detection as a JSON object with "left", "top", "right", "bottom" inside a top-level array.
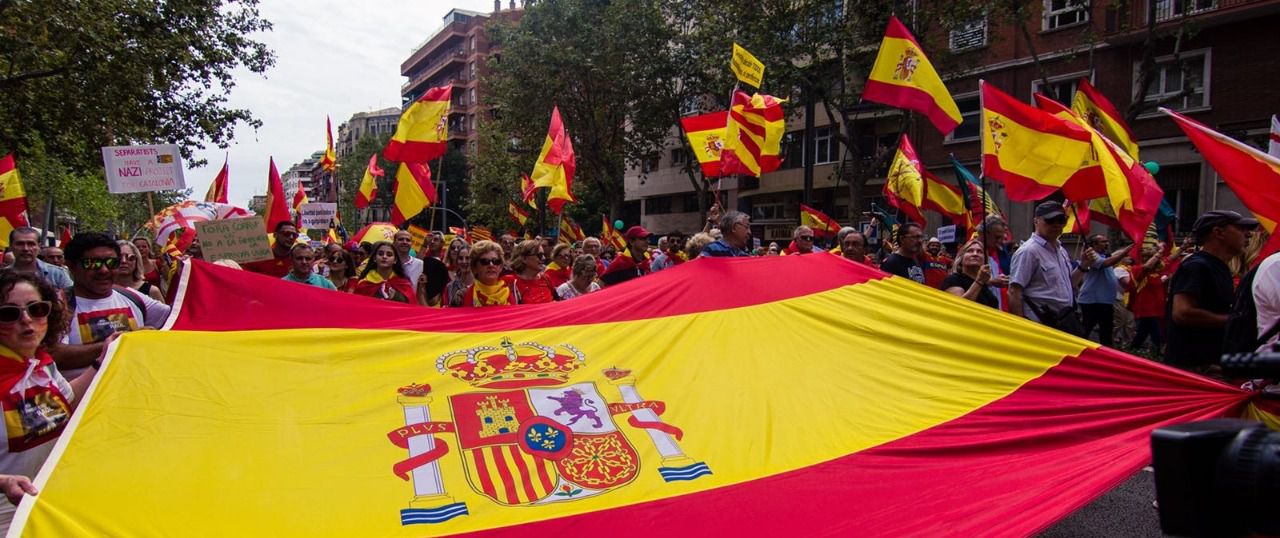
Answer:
[
  {"left": 1193, "top": 210, "right": 1259, "bottom": 235},
  {"left": 1035, "top": 200, "right": 1066, "bottom": 219}
]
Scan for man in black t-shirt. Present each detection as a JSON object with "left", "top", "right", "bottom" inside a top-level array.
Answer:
[
  {"left": 1165, "top": 210, "right": 1258, "bottom": 370},
  {"left": 880, "top": 223, "right": 925, "bottom": 284}
]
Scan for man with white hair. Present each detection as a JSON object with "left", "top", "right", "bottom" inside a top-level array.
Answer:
[{"left": 783, "top": 225, "right": 820, "bottom": 255}]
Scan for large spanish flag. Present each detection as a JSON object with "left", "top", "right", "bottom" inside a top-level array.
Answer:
[
  {"left": 384, "top": 85, "right": 452, "bottom": 163},
  {"left": 864, "top": 15, "right": 962, "bottom": 136},
  {"left": 922, "top": 174, "right": 969, "bottom": 227},
  {"left": 981, "top": 81, "right": 1097, "bottom": 202},
  {"left": 15, "top": 256, "right": 1275, "bottom": 537},
  {"left": 392, "top": 162, "right": 437, "bottom": 225},
  {"left": 720, "top": 90, "right": 785, "bottom": 177},
  {"left": 0, "top": 153, "right": 29, "bottom": 249},
  {"left": 680, "top": 111, "right": 728, "bottom": 178}
]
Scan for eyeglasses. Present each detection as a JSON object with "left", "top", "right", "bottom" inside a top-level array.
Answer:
[
  {"left": 476, "top": 258, "right": 503, "bottom": 266},
  {"left": 78, "top": 257, "right": 120, "bottom": 271},
  {"left": 328, "top": 257, "right": 345, "bottom": 264},
  {"left": 1045, "top": 217, "right": 1067, "bottom": 225},
  {"left": 798, "top": 235, "right": 814, "bottom": 241},
  {"left": 0, "top": 301, "right": 52, "bottom": 323},
  {"left": 294, "top": 256, "right": 314, "bottom": 262}
]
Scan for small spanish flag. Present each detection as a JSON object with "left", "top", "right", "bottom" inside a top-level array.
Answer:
[
  {"left": 980, "top": 81, "right": 1095, "bottom": 202},
  {"left": 864, "top": 16, "right": 962, "bottom": 135},
  {"left": 680, "top": 111, "right": 728, "bottom": 178},
  {"left": 355, "top": 153, "right": 383, "bottom": 210},
  {"left": 0, "top": 154, "right": 29, "bottom": 249},
  {"left": 384, "top": 85, "right": 452, "bottom": 163},
  {"left": 203, "top": 156, "right": 229, "bottom": 204},
  {"left": 530, "top": 106, "right": 576, "bottom": 214},
  {"left": 720, "top": 91, "right": 785, "bottom": 177},
  {"left": 1072, "top": 79, "right": 1139, "bottom": 160},
  {"left": 922, "top": 175, "right": 970, "bottom": 227},
  {"left": 508, "top": 202, "right": 530, "bottom": 227},
  {"left": 799, "top": 204, "right": 841, "bottom": 238},
  {"left": 883, "top": 134, "right": 928, "bottom": 226},
  {"left": 391, "top": 162, "right": 437, "bottom": 226},
  {"left": 262, "top": 158, "right": 292, "bottom": 233},
  {"left": 321, "top": 116, "right": 337, "bottom": 171}
]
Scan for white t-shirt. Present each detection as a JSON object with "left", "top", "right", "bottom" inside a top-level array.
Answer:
[
  {"left": 556, "top": 280, "right": 599, "bottom": 300},
  {"left": 1252, "top": 253, "right": 1280, "bottom": 352},
  {"left": 0, "top": 358, "right": 74, "bottom": 531},
  {"left": 402, "top": 258, "right": 424, "bottom": 287},
  {"left": 61, "top": 289, "right": 171, "bottom": 378}
]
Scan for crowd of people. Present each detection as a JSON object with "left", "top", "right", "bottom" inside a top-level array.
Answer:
[{"left": 0, "top": 199, "right": 1276, "bottom": 529}]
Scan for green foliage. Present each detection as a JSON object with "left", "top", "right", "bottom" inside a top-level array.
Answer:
[
  {"left": 335, "top": 132, "right": 394, "bottom": 230},
  {"left": 466, "top": 120, "right": 523, "bottom": 232},
  {"left": 0, "top": 0, "right": 273, "bottom": 235}
]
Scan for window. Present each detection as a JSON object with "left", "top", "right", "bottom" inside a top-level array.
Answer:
[
  {"left": 470, "top": 62, "right": 476, "bottom": 78},
  {"left": 949, "top": 18, "right": 987, "bottom": 52},
  {"left": 752, "top": 203, "right": 786, "bottom": 221},
  {"left": 680, "top": 96, "right": 701, "bottom": 116},
  {"left": 1155, "top": 0, "right": 1216, "bottom": 21},
  {"left": 1031, "top": 72, "right": 1089, "bottom": 104},
  {"left": 646, "top": 196, "right": 674, "bottom": 215},
  {"left": 1139, "top": 49, "right": 1210, "bottom": 112},
  {"left": 680, "top": 193, "right": 700, "bottom": 213},
  {"left": 641, "top": 153, "right": 660, "bottom": 174},
  {"left": 812, "top": 126, "right": 839, "bottom": 165},
  {"left": 470, "top": 88, "right": 476, "bottom": 105},
  {"left": 782, "top": 131, "right": 804, "bottom": 169},
  {"left": 1043, "top": 0, "right": 1089, "bottom": 30},
  {"left": 946, "top": 93, "right": 981, "bottom": 143},
  {"left": 671, "top": 148, "right": 688, "bottom": 166}
]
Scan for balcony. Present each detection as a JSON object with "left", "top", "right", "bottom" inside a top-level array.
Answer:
[
  {"left": 401, "top": 26, "right": 465, "bottom": 74},
  {"left": 1104, "top": 0, "right": 1275, "bottom": 35},
  {"left": 400, "top": 49, "right": 468, "bottom": 94}
]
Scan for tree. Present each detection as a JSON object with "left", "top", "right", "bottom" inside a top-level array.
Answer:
[
  {"left": 481, "top": 0, "right": 682, "bottom": 218},
  {"left": 335, "top": 132, "right": 394, "bottom": 230},
  {"left": 0, "top": 0, "right": 274, "bottom": 233}
]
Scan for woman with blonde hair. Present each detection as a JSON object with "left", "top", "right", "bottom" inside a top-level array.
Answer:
[
  {"left": 115, "top": 240, "right": 166, "bottom": 303},
  {"left": 556, "top": 255, "right": 601, "bottom": 299},
  {"left": 510, "top": 239, "right": 558, "bottom": 304},
  {"left": 460, "top": 240, "right": 520, "bottom": 307},
  {"left": 942, "top": 239, "right": 997, "bottom": 308}
]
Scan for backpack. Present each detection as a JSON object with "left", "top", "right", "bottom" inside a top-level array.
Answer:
[{"left": 1223, "top": 265, "right": 1280, "bottom": 354}]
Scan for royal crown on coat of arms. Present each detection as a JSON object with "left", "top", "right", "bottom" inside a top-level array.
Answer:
[{"left": 435, "top": 338, "right": 585, "bottom": 389}]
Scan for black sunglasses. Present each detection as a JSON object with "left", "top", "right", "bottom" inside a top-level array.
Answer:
[
  {"left": 798, "top": 235, "right": 814, "bottom": 241},
  {"left": 0, "top": 301, "right": 52, "bottom": 323},
  {"left": 476, "top": 258, "right": 503, "bottom": 266},
  {"left": 78, "top": 257, "right": 121, "bottom": 271},
  {"left": 329, "top": 256, "right": 345, "bottom": 263}
]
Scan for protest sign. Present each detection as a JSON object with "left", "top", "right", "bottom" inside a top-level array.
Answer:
[
  {"left": 408, "top": 224, "right": 429, "bottom": 253},
  {"left": 298, "top": 203, "right": 337, "bottom": 229},
  {"left": 195, "top": 218, "right": 271, "bottom": 263},
  {"left": 101, "top": 144, "right": 186, "bottom": 193},
  {"left": 936, "top": 225, "right": 957, "bottom": 243}
]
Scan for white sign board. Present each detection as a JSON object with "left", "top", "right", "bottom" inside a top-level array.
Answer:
[
  {"left": 101, "top": 145, "right": 186, "bottom": 193},
  {"left": 298, "top": 203, "right": 337, "bottom": 229},
  {"left": 936, "top": 224, "right": 957, "bottom": 243}
]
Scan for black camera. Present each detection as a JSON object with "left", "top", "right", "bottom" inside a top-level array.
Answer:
[{"left": 1149, "top": 352, "right": 1280, "bottom": 537}]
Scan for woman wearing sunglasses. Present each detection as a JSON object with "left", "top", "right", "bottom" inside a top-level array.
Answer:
[
  {"left": 114, "top": 241, "right": 166, "bottom": 303},
  {"left": 511, "top": 240, "right": 558, "bottom": 304},
  {"left": 325, "top": 250, "right": 357, "bottom": 293},
  {"left": 0, "top": 272, "right": 103, "bottom": 530},
  {"left": 352, "top": 241, "right": 417, "bottom": 304},
  {"left": 460, "top": 240, "right": 521, "bottom": 307}
]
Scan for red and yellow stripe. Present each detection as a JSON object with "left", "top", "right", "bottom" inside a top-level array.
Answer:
[
  {"left": 13, "top": 255, "right": 1265, "bottom": 537},
  {"left": 864, "top": 16, "right": 962, "bottom": 136}
]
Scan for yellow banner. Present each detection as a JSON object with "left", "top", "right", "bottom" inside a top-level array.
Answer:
[{"left": 730, "top": 43, "right": 764, "bottom": 88}]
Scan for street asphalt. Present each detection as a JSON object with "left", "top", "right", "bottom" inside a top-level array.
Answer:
[{"left": 1041, "top": 467, "right": 1163, "bottom": 537}]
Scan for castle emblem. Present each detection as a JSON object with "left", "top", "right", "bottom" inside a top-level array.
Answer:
[
  {"left": 987, "top": 116, "right": 1009, "bottom": 154},
  {"left": 386, "top": 339, "right": 710, "bottom": 526},
  {"left": 704, "top": 134, "right": 724, "bottom": 158}
]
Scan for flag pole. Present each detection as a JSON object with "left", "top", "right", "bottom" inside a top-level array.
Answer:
[
  {"left": 976, "top": 80, "right": 988, "bottom": 261},
  {"left": 716, "top": 82, "right": 740, "bottom": 210}
]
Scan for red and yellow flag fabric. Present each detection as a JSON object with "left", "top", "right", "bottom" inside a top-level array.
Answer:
[
  {"left": 508, "top": 202, "right": 530, "bottom": 227},
  {"left": 14, "top": 256, "right": 1275, "bottom": 537},
  {"left": 321, "top": 116, "right": 337, "bottom": 172},
  {"left": 391, "top": 162, "right": 437, "bottom": 226},
  {"left": 883, "top": 134, "right": 928, "bottom": 225},
  {"left": 799, "top": 204, "right": 841, "bottom": 238},
  {"left": 356, "top": 153, "right": 383, "bottom": 210},
  {"left": 923, "top": 175, "right": 969, "bottom": 227},
  {"left": 720, "top": 90, "right": 785, "bottom": 177},
  {"left": 203, "top": 156, "right": 229, "bottom": 204},
  {"left": 263, "top": 157, "right": 292, "bottom": 233},
  {"left": 680, "top": 111, "right": 728, "bottom": 178},
  {"left": 0, "top": 154, "right": 29, "bottom": 248},
  {"left": 291, "top": 184, "right": 310, "bottom": 233},
  {"left": 471, "top": 225, "right": 494, "bottom": 243},
  {"left": 384, "top": 85, "right": 452, "bottom": 163},
  {"left": 601, "top": 215, "right": 626, "bottom": 251},
  {"left": 530, "top": 106, "right": 576, "bottom": 213},
  {"left": 1036, "top": 95, "right": 1163, "bottom": 243},
  {"left": 980, "top": 81, "right": 1097, "bottom": 202},
  {"left": 1164, "top": 107, "right": 1280, "bottom": 260},
  {"left": 1073, "top": 79, "right": 1139, "bottom": 160},
  {"left": 559, "top": 214, "right": 586, "bottom": 244},
  {"left": 520, "top": 173, "right": 538, "bottom": 210},
  {"left": 864, "top": 15, "right": 962, "bottom": 136}
]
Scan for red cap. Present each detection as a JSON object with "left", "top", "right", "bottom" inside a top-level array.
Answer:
[{"left": 623, "top": 225, "right": 651, "bottom": 240}]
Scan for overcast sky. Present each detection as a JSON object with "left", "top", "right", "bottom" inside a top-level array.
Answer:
[{"left": 183, "top": 0, "right": 498, "bottom": 206}]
